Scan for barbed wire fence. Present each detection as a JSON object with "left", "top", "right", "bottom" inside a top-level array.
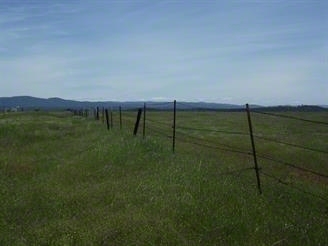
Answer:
[
  {"left": 3, "top": 105, "right": 326, "bottom": 242},
  {"left": 3, "top": 104, "right": 327, "bottom": 236},
  {"left": 70, "top": 101, "right": 328, "bottom": 202}
]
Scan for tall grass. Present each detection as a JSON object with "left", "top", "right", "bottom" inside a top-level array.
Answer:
[{"left": 0, "top": 111, "right": 327, "bottom": 245}]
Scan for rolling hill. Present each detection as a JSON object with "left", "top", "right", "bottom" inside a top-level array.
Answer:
[{"left": 0, "top": 96, "right": 326, "bottom": 112}]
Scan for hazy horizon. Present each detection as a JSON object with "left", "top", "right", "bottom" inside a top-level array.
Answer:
[{"left": 2, "top": 95, "right": 328, "bottom": 107}]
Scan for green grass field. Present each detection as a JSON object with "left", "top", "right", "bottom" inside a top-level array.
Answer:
[{"left": 0, "top": 110, "right": 327, "bottom": 245}]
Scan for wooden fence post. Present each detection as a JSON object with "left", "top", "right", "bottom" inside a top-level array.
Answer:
[
  {"left": 96, "top": 107, "right": 99, "bottom": 120},
  {"left": 105, "top": 109, "right": 110, "bottom": 130},
  {"left": 133, "top": 108, "right": 143, "bottom": 136},
  {"left": 172, "top": 100, "right": 176, "bottom": 153},
  {"left": 143, "top": 103, "right": 146, "bottom": 139},
  {"left": 246, "top": 103, "right": 262, "bottom": 194}
]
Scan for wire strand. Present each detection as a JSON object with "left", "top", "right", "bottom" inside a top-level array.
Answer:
[
  {"left": 252, "top": 110, "right": 328, "bottom": 126},
  {"left": 176, "top": 134, "right": 251, "bottom": 156},
  {"left": 254, "top": 135, "right": 328, "bottom": 155},
  {"left": 176, "top": 129, "right": 251, "bottom": 155},
  {"left": 147, "top": 118, "right": 172, "bottom": 127},
  {"left": 178, "top": 125, "right": 248, "bottom": 136},
  {"left": 261, "top": 171, "right": 328, "bottom": 202},
  {"left": 257, "top": 154, "right": 328, "bottom": 179},
  {"left": 145, "top": 125, "right": 171, "bottom": 138}
]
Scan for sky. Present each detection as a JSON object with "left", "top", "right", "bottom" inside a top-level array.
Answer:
[{"left": 0, "top": 1, "right": 327, "bottom": 105}]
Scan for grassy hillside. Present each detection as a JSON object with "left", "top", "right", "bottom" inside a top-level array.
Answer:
[{"left": 0, "top": 111, "right": 327, "bottom": 245}]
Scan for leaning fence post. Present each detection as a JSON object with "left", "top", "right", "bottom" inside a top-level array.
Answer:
[
  {"left": 105, "top": 109, "right": 110, "bottom": 130},
  {"left": 172, "top": 100, "right": 176, "bottom": 153},
  {"left": 246, "top": 103, "right": 262, "bottom": 194},
  {"left": 133, "top": 108, "right": 143, "bottom": 136},
  {"left": 143, "top": 103, "right": 146, "bottom": 139}
]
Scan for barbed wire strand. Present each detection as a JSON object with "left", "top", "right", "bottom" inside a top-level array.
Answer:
[
  {"left": 256, "top": 176, "right": 327, "bottom": 233},
  {"left": 120, "top": 107, "right": 142, "bottom": 111},
  {"left": 254, "top": 135, "right": 328, "bottom": 155},
  {"left": 147, "top": 118, "right": 172, "bottom": 127},
  {"left": 261, "top": 171, "right": 328, "bottom": 202},
  {"left": 146, "top": 107, "right": 172, "bottom": 111},
  {"left": 176, "top": 129, "right": 251, "bottom": 155},
  {"left": 252, "top": 110, "right": 328, "bottom": 126},
  {"left": 176, "top": 134, "right": 251, "bottom": 156},
  {"left": 145, "top": 125, "right": 171, "bottom": 138},
  {"left": 178, "top": 125, "right": 249, "bottom": 136},
  {"left": 257, "top": 153, "right": 328, "bottom": 179}
]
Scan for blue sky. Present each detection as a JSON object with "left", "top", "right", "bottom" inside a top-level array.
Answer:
[{"left": 0, "top": 1, "right": 327, "bottom": 105}]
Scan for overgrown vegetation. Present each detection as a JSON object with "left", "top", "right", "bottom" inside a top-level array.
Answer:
[{"left": 0, "top": 111, "right": 327, "bottom": 245}]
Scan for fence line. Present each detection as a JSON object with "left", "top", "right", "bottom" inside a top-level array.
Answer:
[
  {"left": 14, "top": 106, "right": 324, "bottom": 228},
  {"left": 16, "top": 107, "right": 328, "bottom": 185},
  {"left": 7, "top": 106, "right": 325, "bottom": 207},
  {"left": 86, "top": 102, "right": 327, "bottom": 198}
]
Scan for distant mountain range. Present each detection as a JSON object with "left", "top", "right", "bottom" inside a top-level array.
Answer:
[
  {"left": 0, "top": 96, "right": 327, "bottom": 112},
  {"left": 0, "top": 96, "right": 245, "bottom": 111}
]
